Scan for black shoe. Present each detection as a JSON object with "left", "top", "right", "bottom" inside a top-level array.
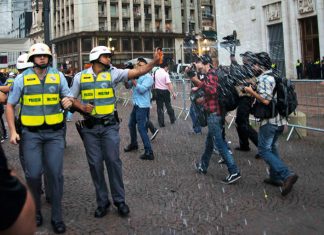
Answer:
[
  {"left": 51, "top": 220, "right": 66, "bottom": 234},
  {"left": 94, "top": 203, "right": 110, "bottom": 218},
  {"left": 195, "top": 162, "right": 207, "bottom": 174},
  {"left": 124, "top": 144, "right": 138, "bottom": 152},
  {"left": 36, "top": 211, "right": 43, "bottom": 227},
  {"left": 115, "top": 202, "right": 130, "bottom": 217},
  {"left": 281, "top": 174, "right": 298, "bottom": 196},
  {"left": 140, "top": 152, "right": 154, "bottom": 160},
  {"left": 235, "top": 146, "right": 251, "bottom": 152},
  {"left": 159, "top": 124, "right": 165, "bottom": 127},
  {"left": 263, "top": 178, "right": 283, "bottom": 187},
  {"left": 255, "top": 154, "right": 262, "bottom": 159},
  {"left": 221, "top": 172, "right": 241, "bottom": 184}
]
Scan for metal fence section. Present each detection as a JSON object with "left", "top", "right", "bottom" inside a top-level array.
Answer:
[{"left": 287, "top": 79, "right": 324, "bottom": 139}]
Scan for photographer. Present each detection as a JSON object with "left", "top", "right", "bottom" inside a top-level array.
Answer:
[
  {"left": 230, "top": 51, "right": 259, "bottom": 156},
  {"left": 244, "top": 52, "right": 298, "bottom": 196},
  {"left": 187, "top": 57, "right": 205, "bottom": 134},
  {"left": 190, "top": 55, "right": 241, "bottom": 184}
]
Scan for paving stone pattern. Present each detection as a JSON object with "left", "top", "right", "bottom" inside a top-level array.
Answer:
[{"left": 3, "top": 104, "right": 324, "bottom": 235}]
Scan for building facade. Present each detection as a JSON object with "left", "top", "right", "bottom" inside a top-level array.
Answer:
[
  {"left": 50, "top": 0, "right": 217, "bottom": 70},
  {"left": 216, "top": 0, "right": 324, "bottom": 79},
  {"left": 29, "top": 0, "right": 45, "bottom": 44}
]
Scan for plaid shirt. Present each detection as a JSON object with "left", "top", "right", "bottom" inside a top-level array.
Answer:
[{"left": 198, "top": 68, "right": 221, "bottom": 115}]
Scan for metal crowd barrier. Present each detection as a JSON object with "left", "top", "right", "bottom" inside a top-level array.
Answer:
[{"left": 286, "top": 79, "right": 324, "bottom": 140}]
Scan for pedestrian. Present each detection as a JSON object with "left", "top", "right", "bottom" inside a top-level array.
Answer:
[
  {"left": 244, "top": 52, "right": 298, "bottom": 196},
  {"left": 64, "top": 68, "right": 74, "bottom": 122},
  {"left": 192, "top": 54, "right": 241, "bottom": 184},
  {"left": 230, "top": 51, "right": 259, "bottom": 156},
  {"left": 296, "top": 59, "right": 303, "bottom": 80},
  {"left": 154, "top": 59, "right": 176, "bottom": 127},
  {"left": 70, "top": 46, "right": 161, "bottom": 218},
  {"left": 6, "top": 42, "right": 73, "bottom": 233},
  {"left": 124, "top": 57, "right": 155, "bottom": 160}
]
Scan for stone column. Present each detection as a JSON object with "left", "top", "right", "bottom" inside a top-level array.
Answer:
[{"left": 317, "top": 0, "right": 324, "bottom": 57}]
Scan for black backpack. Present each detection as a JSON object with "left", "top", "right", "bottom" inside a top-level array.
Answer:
[
  {"left": 273, "top": 73, "right": 298, "bottom": 118},
  {"left": 213, "top": 67, "right": 239, "bottom": 112}
]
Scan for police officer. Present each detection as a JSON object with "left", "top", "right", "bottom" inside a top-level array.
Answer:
[
  {"left": 6, "top": 43, "right": 73, "bottom": 234},
  {"left": 71, "top": 46, "right": 161, "bottom": 218}
]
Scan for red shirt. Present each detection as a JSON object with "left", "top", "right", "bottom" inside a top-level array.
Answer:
[{"left": 198, "top": 68, "right": 221, "bottom": 115}]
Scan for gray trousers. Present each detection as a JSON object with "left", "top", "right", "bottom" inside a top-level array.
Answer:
[
  {"left": 80, "top": 123, "right": 125, "bottom": 207},
  {"left": 22, "top": 127, "right": 64, "bottom": 222}
]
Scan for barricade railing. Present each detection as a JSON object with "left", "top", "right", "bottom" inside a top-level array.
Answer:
[{"left": 286, "top": 79, "right": 324, "bottom": 140}]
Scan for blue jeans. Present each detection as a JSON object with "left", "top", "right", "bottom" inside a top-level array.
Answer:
[
  {"left": 128, "top": 105, "right": 152, "bottom": 154},
  {"left": 200, "top": 113, "right": 239, "bottom": 174},
  {"left": 189, "top": 103, "right": 202, "bottom": 133},
  {"left": 258, "top": 124, "right": 291, "bottom": 181}
]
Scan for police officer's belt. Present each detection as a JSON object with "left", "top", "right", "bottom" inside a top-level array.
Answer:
[
  {"left": 83, "top": 115, "right": 117, "bottom": 128},
  {"left": 24, "top": 122, "right": 64, "bottom": 132}
]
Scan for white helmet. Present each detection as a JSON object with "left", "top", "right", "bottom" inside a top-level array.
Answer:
[
  {"left": 89, "top": 46, "right": 112, "bottom": 62},
  {"left": 16, "top": 53, "right": 34, "bottom": 70},
  {"left": 27, "top": 43, "right": 52, "bottom": 62},
  {"left": 9, "top": 72, "right": 15, "bottom": 78}
]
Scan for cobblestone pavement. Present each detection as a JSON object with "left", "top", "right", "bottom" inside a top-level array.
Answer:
[{"left": 3, "top": 104, "right": 324, "bottom": 235}]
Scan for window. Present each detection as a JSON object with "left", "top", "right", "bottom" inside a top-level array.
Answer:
[
  {"left": 82, "top": 38, "right": 92, "bottom": 52},
  {"left": 144, "top": 38, "right": 153, "bottom": 51},
  {"left": 133, "top": 38, "right": 142, "bottom": 51},
  {"left": 98, "top": 38, "right": 108, "bottom": 46},
  {"left": 154, "top": 38, "right": 162, "bottom": 48},
  {"left": 122, "top": 38, "right": 130, "bottom": 51}
]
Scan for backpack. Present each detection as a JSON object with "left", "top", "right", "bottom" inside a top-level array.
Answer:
[
  {"left": 213, "top": 67, "right": 239, "bottom": 112},
  {"left": 252, "top": 73, "right": 298, "bottom": 119},
  {"left": 272, "top": 73, "right": 298, "bottom": 118}
]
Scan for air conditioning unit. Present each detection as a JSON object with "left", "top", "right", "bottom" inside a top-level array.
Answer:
[{"left": 203, "top": 26, "right": 210, "bottom": 31}]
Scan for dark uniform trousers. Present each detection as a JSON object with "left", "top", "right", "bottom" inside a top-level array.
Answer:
[
  {"left": 22, "top": 127, "right": 64, "bottom": 222},
  {"left": 155, "top": 89, "right": 176, "bottom": 126},
  {"left": 80, "top": 123, "right": 125, "bottom": 207},
  {"left": 235, "top": 96, "right": 258, "bottom": 149}
]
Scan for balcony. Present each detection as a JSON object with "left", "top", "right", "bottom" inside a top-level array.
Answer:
[
  {"left": 145, "top": 13, "right": 152, "bottom": 19},
  {"left": 122, "top": 0, "right": 130, "bottom": 3},
  {"left": 202, "top": 13, "right": 213, "bottom": 19},
  {"left": 110, "top": 13, "right": 119, "bottom": 18},
  {"left": 122, "top": 12, "right": 130, "bottom": 17},
  {"left": 201, "top": 0, "right": 212, "bottom": 5},
  {"left": 99, "top": 12, "right": 107, "bottom": 17}
]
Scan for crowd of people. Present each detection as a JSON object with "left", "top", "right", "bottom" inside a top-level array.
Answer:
[{"left": 1, "top": 40, "right": 318, "bottom": 233}]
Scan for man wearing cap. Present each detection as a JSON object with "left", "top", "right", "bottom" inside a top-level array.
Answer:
[
  {"left": 191, "top": 54, "right": 241, "bottom": 184},
  {"left": 230, "top": 51, "right": 259, "bottom": 155},
  {"left": 70, "top": 46, "right": 161, "bottom": 218},
  {"left": 6, "top": 43, "right": 73, "bottom": 233}
]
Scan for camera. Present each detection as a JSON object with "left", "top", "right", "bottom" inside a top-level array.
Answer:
[{"left": 186, "top": 64, "right": 197, "bottom": 78}]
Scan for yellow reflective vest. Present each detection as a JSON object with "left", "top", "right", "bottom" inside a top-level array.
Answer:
[
  {"left": 80, "top": 71, "right": 115, "bottom": 116},
  {"left": 20, "top": 68, "right": 63, "bottom": 126}
]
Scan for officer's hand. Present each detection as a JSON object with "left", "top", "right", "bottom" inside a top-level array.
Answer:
[
  {"left": 83, "top": 103, "right": 94, "bottom": 114},
  {"left": 61, "top": 97, "right": 73, "bottom": 109},
  {"left": 10, "top": 131, "right": 20, "bottom": 145},
  {"left": 153, "top": 47, "right": 162, "bottom": 65}
]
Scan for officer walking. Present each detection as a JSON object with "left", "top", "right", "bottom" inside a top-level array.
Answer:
[
  {"left": 71, "top": 46, "right": 161, "bottom": 218},
  {"left": 6, "top": 43, "right": 73, "bottom": 233}
]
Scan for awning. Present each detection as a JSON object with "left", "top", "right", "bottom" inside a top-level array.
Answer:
[{"left": 202, "top": 31, "right": 217, "bottom": 40}]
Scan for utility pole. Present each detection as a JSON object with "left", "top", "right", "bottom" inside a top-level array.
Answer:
[{"left": 43, "top": 0, "right": 50, "bottom": 45}]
